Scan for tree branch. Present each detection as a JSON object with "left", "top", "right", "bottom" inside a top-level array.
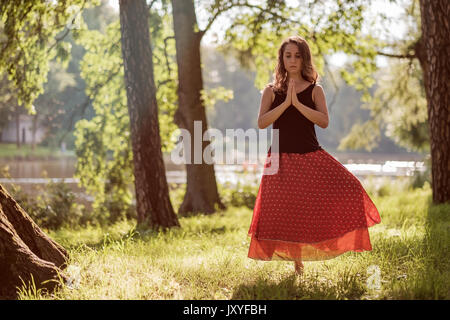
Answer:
[
  {"left": 376, "top": 50, "right": 416, "bottom": 59},
  {"left": 47, "top": 0, "right": 88, "bottom": 53},
  {"left": 163, "top": 36, "right": 174, "bottom": 77},
  {"left": 199, "top": 0, "right": 294, "bottom": 39}
]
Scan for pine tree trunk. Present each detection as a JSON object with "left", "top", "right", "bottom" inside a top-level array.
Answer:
[
  {"left": 171, "top": 0, "right": 226, "bottom": 215},
  {"left": 0, "top": 184, "right": 68, "bottom": 299},
  {"left": 417, "top": 0, "right": 450, "bottom": 203},
  {"left": 119, "top": 0, "right": 180, "bottom": 228}
]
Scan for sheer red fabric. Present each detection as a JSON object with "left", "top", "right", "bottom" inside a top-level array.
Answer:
[{"left": 247, "top": 148, "right": 381, "bottom": 261}]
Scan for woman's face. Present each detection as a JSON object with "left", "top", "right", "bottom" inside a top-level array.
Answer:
[{"left": 283, "top": 42, "right": 302, "bottom": 75}]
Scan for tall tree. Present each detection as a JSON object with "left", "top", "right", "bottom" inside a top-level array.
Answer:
[
  {"left": 416, "top": 0, "right": 449, "bottom": 203},
  {"left": 171, "top": 0, "right": 225, "bottom": 215},
  {"left": 119, "top": 0, "right": 179, "bottom": 228}
]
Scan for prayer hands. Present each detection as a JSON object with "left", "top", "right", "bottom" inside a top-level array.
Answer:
[
  {"left": 285, "top": 79, "right": 302, "bottom": 108},
  {"left": 284, "top": 79, "right": 294, "bottom": 106},
  {"left": 291, "top": 80, "right": 301, "bottom": 108}
]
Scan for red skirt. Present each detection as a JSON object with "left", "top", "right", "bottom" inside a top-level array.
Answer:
[{"left": 248, "top": 148, "right": 381, "bottom": 261}]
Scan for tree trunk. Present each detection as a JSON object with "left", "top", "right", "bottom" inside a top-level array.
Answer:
[
  {"left": 31, "top": 113, "right": 37, "bottom": 151},
  {"left": 119, "top": 0, "right": 180, "bottom": 228},
  {"left": 171, "top": 0, "right": 226, "bottom": 216},
  {"left": 417, "top": 0, "right": 450, "bottom": 204},
  {"left": 15, "top": 108, "right": 20, "bottom": 149},
  {"left": 0, "top": 184, "right": 68, "bottom": 299}
]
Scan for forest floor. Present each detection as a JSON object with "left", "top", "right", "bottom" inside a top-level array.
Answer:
[{"left": 17, "top": 182, "right": 449, "bottom": 300}]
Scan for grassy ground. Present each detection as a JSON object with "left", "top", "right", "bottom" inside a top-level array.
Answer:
[
  {"left": 17, "top": 182, "right": 449, "bottom": 300},
  {"left": 0, "top": 143, "right": 74, "bottom": 159}
]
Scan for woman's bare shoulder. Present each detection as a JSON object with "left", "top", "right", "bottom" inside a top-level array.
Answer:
[
  {"left": 312, "top": 83, "right": 325, "bottom": 103},
  {"left": 312, "top": 83, "right": 325, "bottom": 94},
  {"left": 263, "top": 84, "right": 276, "bottom": 103}
]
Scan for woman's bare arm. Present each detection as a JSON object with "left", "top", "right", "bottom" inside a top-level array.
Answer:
[
  {"left": 257, "top": 86, "right": 290, "bottom": 129},
  {"left": 291, "top": 84, "right": 329, "bottom": 129}
]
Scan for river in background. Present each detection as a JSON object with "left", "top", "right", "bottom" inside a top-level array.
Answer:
[{"left": 0, "top": 151, "right": 428, "bottom": 208}]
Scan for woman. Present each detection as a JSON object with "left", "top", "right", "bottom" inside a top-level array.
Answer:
[{"left": 247, "top": 36, "right": 381, "bottom": 275}]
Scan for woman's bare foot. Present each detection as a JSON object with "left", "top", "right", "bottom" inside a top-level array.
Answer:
[{"left": 294, "top": 261, "right": 304, "bottom": 275}]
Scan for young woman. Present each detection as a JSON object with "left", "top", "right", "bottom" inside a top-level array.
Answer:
[{"left": 247, "top": 36, "right": 381, "bottom": 275}]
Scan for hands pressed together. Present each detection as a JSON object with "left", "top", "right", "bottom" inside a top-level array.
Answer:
[{"left": 284, "top": 79, "right": 302, "bottom": 108}]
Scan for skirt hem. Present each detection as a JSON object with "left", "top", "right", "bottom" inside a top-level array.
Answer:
[{"left": 247, "top": 225, "right": 378, "bottom": 262}]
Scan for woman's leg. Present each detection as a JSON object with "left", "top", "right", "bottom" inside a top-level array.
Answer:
[{"left": 294, "top": 260, "right": 304, "bottom": 275}]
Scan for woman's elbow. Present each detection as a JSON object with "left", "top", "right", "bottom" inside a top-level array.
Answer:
[
  {"left": 258, "top": 122, "right": 269, "bottom": 129},
  {"left": 321, "top": 115, "right": 329, "bottom": 129},
  {"left": 257, "top": 119, "right": 266, "bottom": 129}
]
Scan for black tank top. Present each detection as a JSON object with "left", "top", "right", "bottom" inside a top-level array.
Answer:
[{"left": 267, "top": 83, "right": 323, "bottom": 154}]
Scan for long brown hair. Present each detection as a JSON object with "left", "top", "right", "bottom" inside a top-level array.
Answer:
[{"left": 269, "top": 36, "right": 319, "bottom": 94}]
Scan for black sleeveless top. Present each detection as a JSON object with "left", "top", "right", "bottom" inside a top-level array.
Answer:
[{"left": 267, "top": 83, "right": 323, "bottom": 154}]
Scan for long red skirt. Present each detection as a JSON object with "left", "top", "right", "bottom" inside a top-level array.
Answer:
[{"left": 248, "top": 148, "right": 381, "bottom": 261}]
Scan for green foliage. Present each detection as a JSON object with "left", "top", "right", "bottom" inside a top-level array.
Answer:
[
  {"left": 410, "top": 155, "right": 432, "bottom": 189},
  {"left": 73, "top": 100, "right": 134, "bottom": 224},
  {"left": 10, "top": 180, "right": 88, "bottom": 230},
  {"left": 218, "top": 0, "right": 380, "bottom": 99},
  {"left": 338, "top": 0, "right": 427, "bottom": 153},
  {"left": 0, "top": 75, "right": 16, "bottom": 133},
  {"left": 218, "top": 181, "right": 258, "bottom": 209},
  {"left": 339, "top": 58, "right": 429, "bottom": 152},
  {"left": 201, "top": 86, "right": 234, "bottom": 111},
  {"left": 0, "top": 0, "right": 100, "bottom": 112},
  {"left": 337, "top": 119, "right": 381, "bottom": 152}
]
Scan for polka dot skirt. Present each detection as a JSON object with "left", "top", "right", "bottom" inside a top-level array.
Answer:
[{"left": 247, "top": 148, "right": 381, "bottom": 261}]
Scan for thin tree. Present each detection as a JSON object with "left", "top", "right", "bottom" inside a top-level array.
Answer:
[
  {"left": 119, "top": 0, "right": 179, "bottom": 227},
  {"left": 416, "top": 0, "right": 449, "bottom": 203},
  {"left": 171, "top": 0, "right": 225, "bottom": 215}
]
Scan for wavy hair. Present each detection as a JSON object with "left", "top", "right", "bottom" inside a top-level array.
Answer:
[{"left": 269, "top": 36, "right": 319, "bottom": 94}]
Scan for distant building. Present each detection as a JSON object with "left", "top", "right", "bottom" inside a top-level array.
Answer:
[{"left": 1, "top": 113, "right": 47, "bottom": 144}]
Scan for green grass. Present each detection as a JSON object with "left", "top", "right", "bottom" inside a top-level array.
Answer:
[
  {"left": 0, "top": 143, "right": 74, "bottom": 159},
  {"left": 17, "top": 182, "right": 449, "bottom": 300}
]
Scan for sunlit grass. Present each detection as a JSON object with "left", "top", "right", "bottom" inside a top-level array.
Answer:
[
  {"left": 17, "top": 182, "right": 449, "bottom": 300},
  {"left": 0, "top": 143, "right": 74, "bottom": 158}
]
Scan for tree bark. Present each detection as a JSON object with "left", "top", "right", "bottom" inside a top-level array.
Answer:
[
  {"left": 0, "top": 184, "right": 68, "bottom": 299},
  {"left": 15, "top": 108, "right": 20, "bottom": 149},
  {"left": 171, "top": 0, "right": 226, "bottom": 216},
  {"left": 119, "top": 0, "right": 180, "bottom": 228},
  {"left": 31, "top": 113, "right": 37, "bottom": 151},
  {"left": 417, "top": 0, "right": 450, "bottom": 203}
]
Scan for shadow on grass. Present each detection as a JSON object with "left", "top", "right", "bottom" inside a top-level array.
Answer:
[
  {"left": 65, "top": 220, "right": 235, "bottom": 252},
  {"left": 230, "top": 269, "right": 366, "bottom": 300},
  {"left": 373, "top": 195, "right": 449, "bottom": 299},
  {"left": 419, "top": 198, "right": 450, "bottom": 299}
]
